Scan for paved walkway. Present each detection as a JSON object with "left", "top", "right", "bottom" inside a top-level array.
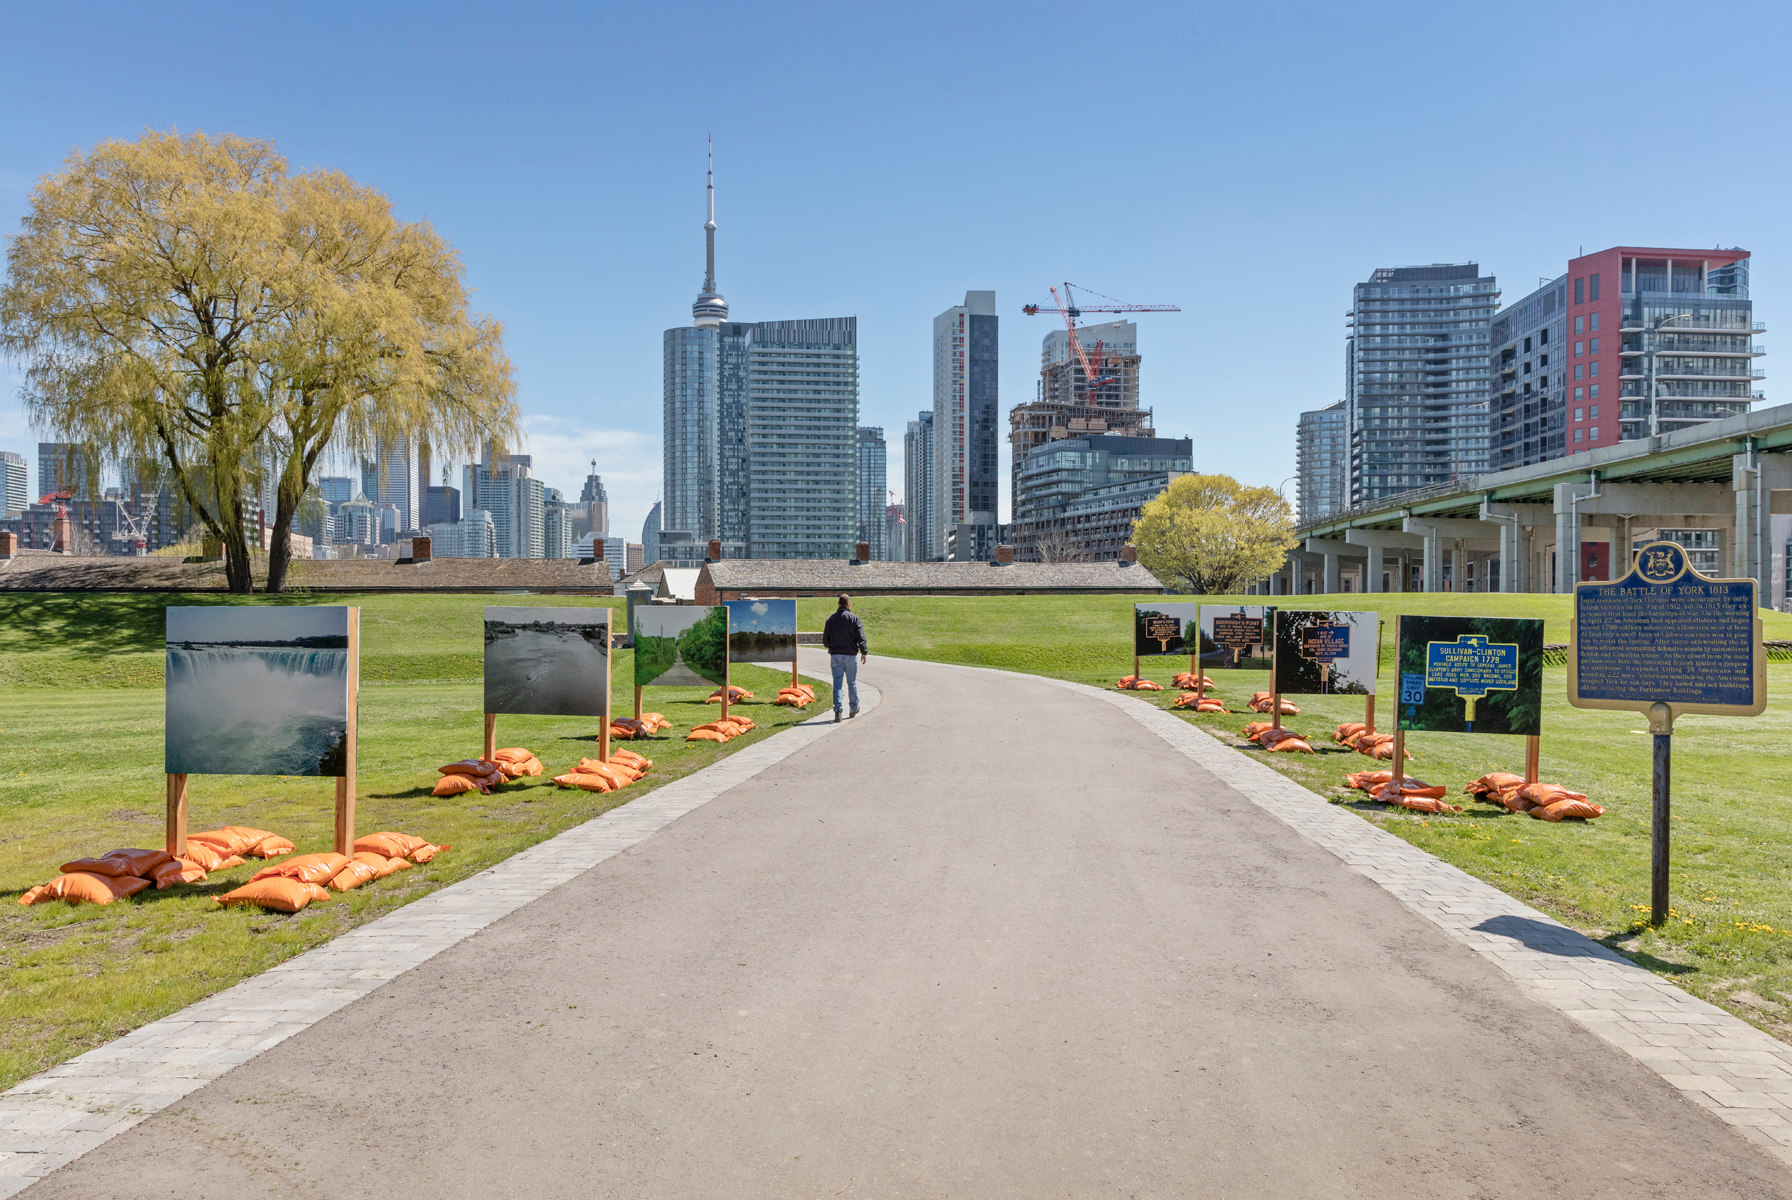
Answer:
[{"left": 10, "top": 653, "right": 1792, "bottom": 1197}]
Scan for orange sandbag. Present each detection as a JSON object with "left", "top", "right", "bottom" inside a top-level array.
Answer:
[
  {"left": 1260, "top": 730, "right": 1316, "bottom": 754},
  {"left": 577, "top": 759, "right": 638, "bottom": 788},
  {"left": 251, "top": 852, "right": 350, "bottom": 886},
  {"left": 1371, "top": 778, "right": 1448, "bottom": 801},
  {"left": 190, "top": 826, "right": 281, "bottom": 857},
  {"left": 705, "top": 686, "right": 755, "bottom": 703},
  {"left": 215, "top": 877, "right": 330, "bottom": 913},
  {"left": 19, "top": 872, "right": 152, "bottom": 906},
  {"left": 152, "top": 858, "right": 208, "bottom": 889},
  {"left": 328, "top": 860, "right": 379, "bottom": 892},
  {"left": 1248, "top": 693, "right": 1301, "bottom": 715},
  {"left": 686, "top": 729, "right": 727, "bottom": 743},
  {"left": 1466, "top": 772, "right": 1525, "bottom": 798},
  {"left": 60, "top": 849, "right": 173, "bottom": 879},
  {"left": 249, "top": 837, "right": 296, "bottom": 859},
  {"left": 1535, "top": 797, "right": 1607, "bottom": 822},
  {"left": 1355, "top": 734, "right": 1412, "bottom": 761},
  {"left": 610, "top": 749, "right": 651, "bottom": 770},
  {"left": 1384, "top": 795, "right": 1464, "bottom": 815},
  {"left": 555, "top": 771, "right": 614, "bottom": 791},
  {"left": 1344, "top": 770, "right": 1396, "bottom": 792},
  {"left": 1241, "top": 721, "right": 1274, "bottom": 743},
  {"left": 491, "top": 747, "right": 534, "bottom": 764},
  {"left": 1517, "top": 782, "right": 1587, "bottom": 807},
  {"left": 438, "top": 759, "right": 502, "bottom": 778},
  {"left": 354, "top": 832, "right": 429, "bottom": 859},
  {"left": 351, "top": 850, "right": 406, "bottom": 878},
  {"left": 609, "top": 718, "right": 646, "bottom": 739},
  {"left": 175, "top": 840, "right": 226, "bottom": 871},
  {"left": 1334, "top": 722, "right": 1367, "bottom": 745},
  {"left": 433, "top": 774, "right": 484, "bottom": 797},
  {"left": 638, "top": 712, "right": 672, "bottom": 732}
]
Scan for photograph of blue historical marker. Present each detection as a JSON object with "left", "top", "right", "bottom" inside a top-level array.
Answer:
[
  {"left": 484, "top": 607, "right": 611, "bottom": 717},
  {"left": 1198, "top": 606, "right": 1275, "bottom": 671},
  {"left": 1570, "top": 539, "right": 1765, "bottom": 715},
  {"left": 1397, "top": 615, "right": 1543, "bottom": 735},
  {"left": 1272, "top": 610, "right": 1378, "bottom": 696},
  {"left": 1134, "top": 603, "right": 1202, "bottom": 657},
  {"left": 724, "top": 598, "right": 797, "bottom": 664},
  {"left": 166, "top": 606, "right": 352, "bottom": 776}
]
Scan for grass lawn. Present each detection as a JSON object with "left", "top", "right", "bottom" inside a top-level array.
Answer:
[
  {"left": 831, "top": 591, "right": 1792, "bottom": 1045},
  {"left": 0, "top": 591, "right": 827, "bottom": 1092}
]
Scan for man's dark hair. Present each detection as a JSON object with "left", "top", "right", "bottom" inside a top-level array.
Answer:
[{"left": 838, "top": 593, "right": 850, "bottom": 608}]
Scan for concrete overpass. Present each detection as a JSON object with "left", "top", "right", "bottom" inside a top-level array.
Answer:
[{"left": 1269, "top": 402, "right": 1792, "bottom": 608}]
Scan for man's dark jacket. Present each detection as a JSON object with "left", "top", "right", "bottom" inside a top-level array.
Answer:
[{"left": 823, "top": 609, "right": 868, "bottom": 655}]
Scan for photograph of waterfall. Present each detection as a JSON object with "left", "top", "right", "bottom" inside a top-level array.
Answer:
[
  {"left": 484, "top": 606, "right": 611, "bottom": 717},
  {"left": 165, "top": 606, "right": 353, "bottom": 776}
]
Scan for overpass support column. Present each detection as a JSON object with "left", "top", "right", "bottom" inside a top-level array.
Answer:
[
  {"left": 1423, "top": 527, "right": 1441, "bottom": 592},
  {"left": 1451, "top": 545, "right": 1466, "bottom": 593},
  {"left": 1323, "top": 551, "right": 1340, "bottom": 595},
  {"left": 1365, "top": 544, "right": 1382, "bottom": 593},
  {"left": 1499, "top": 521, "right": 1520, "bottom": 592},
  {"left": 1554, "top": 478, "right": 1598, "bottom": 594}
]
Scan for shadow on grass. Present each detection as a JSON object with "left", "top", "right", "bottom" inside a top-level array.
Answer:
[{"left": 0, "top": 592, "right": 326, "bottom": 659}]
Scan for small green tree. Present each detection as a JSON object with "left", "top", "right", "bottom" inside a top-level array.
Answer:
[{"left": 1132, "top": 473, "right": 1296, "bottom": 594}]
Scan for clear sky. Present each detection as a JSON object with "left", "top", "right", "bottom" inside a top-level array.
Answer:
[{"left": 4, "top": 1, "right": 1790, "bottom": 539}]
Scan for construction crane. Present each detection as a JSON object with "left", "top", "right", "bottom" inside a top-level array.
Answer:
[{"left": 1022, "top": 282, "right": 1179, "bottom": 396}]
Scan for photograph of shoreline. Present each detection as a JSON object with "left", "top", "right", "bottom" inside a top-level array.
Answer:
[
  {"left": 635, "top": 606, "right": 728, "bottom": 687},
  {"left": 725, "top": 598, "right": 797, "bottom": 664},
  {"left": 484, "top": 607, "right": 611, "bottom": 717},
  {"left": 165, "top": 606, "right": 352, "bottom": 777}
]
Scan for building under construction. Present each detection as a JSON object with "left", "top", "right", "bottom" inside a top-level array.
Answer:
[{"left": 1007, "top": 319, "right": 1153, "bottom": 503}]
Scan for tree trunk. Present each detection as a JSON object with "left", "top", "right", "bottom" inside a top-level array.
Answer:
[{"left": 221, "top": 494, "right": 255, "bottom": 593}]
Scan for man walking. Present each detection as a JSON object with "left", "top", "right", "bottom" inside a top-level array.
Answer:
[{"left": 822, "top": 593, "right": 868, "bottom": 722}]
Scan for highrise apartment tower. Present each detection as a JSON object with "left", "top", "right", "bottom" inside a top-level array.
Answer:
[
  {"left": 1295, "top": 401, "right": 1348, "bottom": 523},
  {"left": 0, "top": 451, "right": 26, "bottom": 516},
  {"left": 1346, "top": 263, "right": 1499, "bottom": 504},
  {"left": 932, "top": 291, "right": 998, "bottom": 560},
  {"left": 856, "top": 427, "right": 887, "bottom": 560},
  {"left": 1008, "top": 320, "right": 1152, "bottom": 509},
  {"left": 904, "top": 411, "right": 935, "bottom": 561}
]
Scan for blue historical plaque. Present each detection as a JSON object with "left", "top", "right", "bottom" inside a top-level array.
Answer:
[
  {"left": 1570, "top": 540, "right": 1765, "bottom": 716},
  {"left": 1302, "top": 625, "right": 1350, "bottom": 662},
  {"left": 1397, "top": 615, "right": 1543, "bottom": 735}
]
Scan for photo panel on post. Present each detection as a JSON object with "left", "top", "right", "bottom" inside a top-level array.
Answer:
[
  {"left": 166, "top": 605, "right": 354, "bottom": 776},
  {"left": 633, "top": 605, "right": 729, "bottom": 688},
  {"left": 1396, "top": 615, "right": 1543, "bottom": 735},
  {"left": 724, "top": 598, "right": 797, "bottom": 663},
  {"left": 1198, "top": 605, "right": 1276, "bottom": 672},
  {"left": 484, "top": 606, "right": 611, "bottom": 718},
  {"left": 1133, "top": 602, "right": 1202, "bottom": 657},
  {"left": 1272, "top": 610, "right": 1378, "bottom": 696}
]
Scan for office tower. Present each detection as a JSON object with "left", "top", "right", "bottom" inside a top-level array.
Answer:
[
  {"left": 1012, "top": 434, "right": 1192, "bottom": 562},
  {"left": 463, "top": 454, "right": 545, "bottom": 558},
  {"left": 932, "top": 291, "right": 999, "bottom": 560},
  {"left": 1295, "top": 401, "right": 1348, "bottom": 523},
  {"left": 37, "top": 442, "right": 92, "bottom": 500},
  {"left": 0, "top": 451, "right": 26, "bottom": 516},
  {"left": 1346, "top": 263, "right": 1499, "bottom": 504},
  {"left": 318, "top": 477, "right": 355, "bottom": 509},
  {"left": 885, "top": 503, "right": 906, "bottom": 563},
  {"left": 1007, "top": 320, "right": 1153, "bottom": 526},
  {"left": 580, "top": 465, "right": 609, "bottom": 535},
  {"left": 626, "top": 543, "right": 644, "bottom": 573},
  {"left": 336, "top": 494, "right": 377, "bottom": 546},
  {"left": 374, "top": 438, "right": 416, "bottom": 535},
  {"left": 642, "top": 501, "right": 662, "bottom": 566},
  {"left": 543, "top": 488, "right": 575, "bottom": 559},
  {"left": 662, "top": 152, "right": 859, "bottom": 558},
  {"left": 428, "top": 509, "right": 496, "bottom": 558},
  {"left": 856, "top": 426, "right": 887, "bottom": 560},
  {"left": 425, "top": 484, "right": 461, "bottom": 526},
  {"left": 904, "top": 411, "right": 934, "bottom": 560}
]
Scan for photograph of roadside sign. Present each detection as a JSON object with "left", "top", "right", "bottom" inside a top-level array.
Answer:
[
  {"left": 1133, "top": 603, "right": 1202, "bottom": 657},
  {"left": 1396, "top": 615, "right": 1543, "bottom": 735},
  {"left": 1272, "top": 610, "right": 1378, "bottom": 696},
  {"left": 1198, "top": 606, "right": 1275, "bottom": 671}
]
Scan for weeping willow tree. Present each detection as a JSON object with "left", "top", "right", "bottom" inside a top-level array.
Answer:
[{"left": 0, "top": 129, "right": 518, "bottom": 592}]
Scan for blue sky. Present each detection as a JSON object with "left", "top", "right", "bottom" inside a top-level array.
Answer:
[{"left": 4, "top": 1, "right": 1790, "bottom": 539}]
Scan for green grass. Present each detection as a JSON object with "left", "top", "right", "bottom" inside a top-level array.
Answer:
[
  {"left": 0, "top": 592, "right": 826, "bottom": 1091},
  {"left": 835, "top": 590, "right": 1792, "bottom": 1045}
]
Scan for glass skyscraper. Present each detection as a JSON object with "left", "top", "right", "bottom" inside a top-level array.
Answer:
[
  {"left": 856, "top": 426, "right": 887, "bottom": 560},
  {"left": 931, "top": 291, "right": 998, "bottom": 561}
]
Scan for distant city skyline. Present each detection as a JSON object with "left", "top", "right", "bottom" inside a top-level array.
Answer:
[{"left": 2, "top": 4, "right": 1788, "bottom": 542}]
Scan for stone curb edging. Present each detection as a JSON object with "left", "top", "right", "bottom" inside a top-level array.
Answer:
[
  {"left": 1036, "top": 672, "right": 1792, "bottom": 1172},
  {"left": 0, "top": 675, "right": 879, "bottom": 1197}
]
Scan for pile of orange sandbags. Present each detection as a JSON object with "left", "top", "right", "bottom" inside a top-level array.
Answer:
[
  {"left": 1259, "top": 728, "right": 1316, "bottom": 753},
  {"left": 191, "top": 826, "right": 295, "bottom": 860},
  {"left": 433, "top": 758, "right": 504, "bottom": 796},
  {"left": 687, "top": 715, "right": 755, "bottom": 743},
  {"left": 1344, "top": 769, "right": 1398, "bottom": 792},
  {"left": 774, "top": 683, "right": 816, "bottom": 708},
  {"left": 1248, "top": 692, "right": 1301, "bottom": 715},
  {"left": 705, "top": 686, "right": 755, "bottom": 703},
  {"left": 1370, "top": 777, "right": 1463, "bottom": 814},
  {"left": 492, "top": 747, "right": 543, "bottom": 779},
  {"left": 1173, "top": 672, "right": 1216, "bottom": 691},
  {"left": 20, "top": 848, "right": 171, "bottom": 906},
  {"left": 213, "top": 833, "right": 451, "bottom": 912},
  {"left": 1334, "top": 722, "right": 1367, "bottom": 746},
  {"left": 1172, "top": 693, "right": 1228, "bottom": 712},
  {"left": 1466, "top": 774, "right": 1605, "bottom": 820},
  {"left": 1114, "top": 676, "right": 1165, "bottom": 691},
  {"left": 613, "top": 713, "right": 674, "bottom": 738},
  {"left": 355, "top": 831, "right": 451, "bottom": 865},
  {"left": 552, "top": 749, "right": 655, "bottom": 793},
  {"left": 1353, "top": 732, "right": 1411, "bottom": 761}
]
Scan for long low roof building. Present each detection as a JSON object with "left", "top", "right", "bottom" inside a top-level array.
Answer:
[
  {"left": 0, "top": 549, "right": 615, "bottom": 593},
  {"left": 696, "top": 556, "right": 1163, "bottom": 601}
]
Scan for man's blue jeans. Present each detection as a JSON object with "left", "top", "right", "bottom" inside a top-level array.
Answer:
[{"left": 830, "top": 654, "right": 859, "bottom": 714}]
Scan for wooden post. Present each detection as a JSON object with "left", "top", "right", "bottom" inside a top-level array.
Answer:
[
  {"left": 483, "top": 713, "right": 497, "bottom": 761},
  {"left": 334, "top": 607, "right": 360, "bottom": 857},
  {"left": 1389, "top": 616, "right": 1405, "bottom": 783},
  {"left": 599, "top": 613, "right": 612, "bottom": 763},
  {"left": 792, "top": 658, "right": 799, "bottom": 690},
  {"left": 1133, "top": 651, "right": 1140, "bottom": 685},
  {"left": 1651, "top": 703, "right": 1673, "bottom": 927},
  {"left": 1271, "top": 691, "right": 1282, "bottom": 731},
  {"left": 1524, "top": 734, "right": 1541, "bottom": 785},
  {"left": 165, "top": 773, "right": 188, "bottom": 857},
  {"left": 1364, "top": 694, "right": 1376, "bottom": 737},
  {"left": 634, "top": 684, "right": 643, "bottom": 721}
]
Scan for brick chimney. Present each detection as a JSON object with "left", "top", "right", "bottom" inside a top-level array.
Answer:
[
  {"left": 1120, "top": 543, "right": 1139, "bottom": 564},
  {"left": 854, "top": 541, "right": 870, "bottom": 563},
  {"left": 707, "top": 539, "right": 722, "bottom": 562},
  {"left": 0, "top": 531, "right": 15, "bottom": 559},
  {"left": 993, "top": 544, "right": 1014, "bottom": 564},
  {"left": 399, "top": 535, "right": 431, "bottom": 563},
  {"left": 52, "top": 512, "right": 72, "bottom": 554}
]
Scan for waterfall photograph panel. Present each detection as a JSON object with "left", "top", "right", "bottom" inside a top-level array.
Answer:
[
  {"left": 165, "top": 606, "right": 352, "bottom": 777},
  {"left": 634, "top": 605, "right": 728, "bottom": 688},
  {"left": 484, "top": 607, "right": 612, "bottom": 718}
]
